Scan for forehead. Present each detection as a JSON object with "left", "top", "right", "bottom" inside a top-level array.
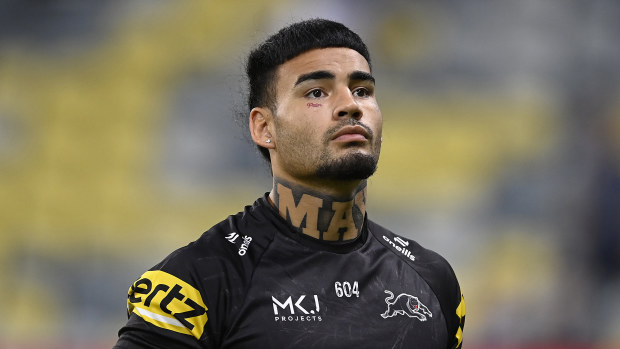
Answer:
[{"left": 275, "top": 48, "right": 371, "bottom": 87}]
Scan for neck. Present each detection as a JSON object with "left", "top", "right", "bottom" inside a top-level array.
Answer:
[{"left": 268, "top": 177, "right": 367, "bottom": 241}]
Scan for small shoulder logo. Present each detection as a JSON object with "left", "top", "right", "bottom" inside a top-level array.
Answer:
[
  {"left": 380, "top": 290, "right": 432, "bottom": 321},
  {"left": 226, "top": 232, "right": 239, "bottom": 243},
  {"left": 382, "top": 235, "right": 415, "bottom": 261},
  {"left": 225, "top": 232, "right": 252, "bottom": 256},
  {"left": 394, "top": 236, "right": 409, "bottom": 247}
]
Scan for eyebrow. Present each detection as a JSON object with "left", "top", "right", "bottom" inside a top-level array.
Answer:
[
  {"left": 349, "top": 71, "right": 375, "bottom": 84},
  {"left": 293, "top": 70, "right": 375, "bottom": 87},
  {"left": 294, "top": 70, "right": 335, "bottom": 86}
]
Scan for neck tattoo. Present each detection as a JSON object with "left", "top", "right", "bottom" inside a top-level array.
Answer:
[{"left": 271, "top": 178, "right": 367, "bottom": 241}]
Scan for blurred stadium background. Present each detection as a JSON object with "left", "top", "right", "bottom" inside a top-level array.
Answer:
[{"left": 1, "top": 0, "right": 619, "bottom": 348}]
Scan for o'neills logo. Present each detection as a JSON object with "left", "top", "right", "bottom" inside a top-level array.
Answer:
[
  {"left": 383, "top": 235, "right": 415, "bottom": 261},
  {"left": 272, "top": 294, "right": 322, "bottom": 322},
  {"left": 225, "top": 232, "right": 252, "bottom": 256}
]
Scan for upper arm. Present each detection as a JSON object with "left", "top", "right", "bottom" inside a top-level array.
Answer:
[
  {"left": 115, "top": 312, "right": 206, "bottom": 349},
  {"left": 115, "top": 269, "right": 212, "bottom": 348}
]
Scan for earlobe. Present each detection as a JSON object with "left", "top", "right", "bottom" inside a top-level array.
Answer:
[{"left": 249, "top": 107, "right": 275, "bottom": 148}]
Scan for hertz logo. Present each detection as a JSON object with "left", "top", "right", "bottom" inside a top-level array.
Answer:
[{"left": 127, "top": 270, "right": 208, "bottom": 339}]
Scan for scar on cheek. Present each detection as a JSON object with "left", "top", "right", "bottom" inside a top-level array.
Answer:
[{"left": 307, "top": 103, "right": 322, "bottom": 108}]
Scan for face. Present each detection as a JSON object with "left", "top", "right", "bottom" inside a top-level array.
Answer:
[{"left": 268, "top": 48, "right": 383, "bottom": 183}]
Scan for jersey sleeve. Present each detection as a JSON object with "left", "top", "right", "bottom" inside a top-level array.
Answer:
[
  {"left": 113, "top": 229, "right": 244, "bottom": 349},
  {"left": 420, "top": 250, "right": 465, "bottom": 349},
  {"left": 424, "top": 251, "right": 466, "bottom": 349},
  {"left": 114, "top": 269, "right": 210, "bottom": 349},
  {"left": 114, "top": 313, "right": 204, "bottom": 349},
  {"left": 114, "top": 202, "right": 273, "bottom": 349},
  {"left": 452, "top": 290, "right": 466, "bottom": 349},
  {"left": 370, "top": 221, "right": 466, "bottom": 349}
]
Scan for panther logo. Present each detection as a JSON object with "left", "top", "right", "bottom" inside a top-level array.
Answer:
[{"left": 380, "top": 290, "right": 432, "bottom": 321}]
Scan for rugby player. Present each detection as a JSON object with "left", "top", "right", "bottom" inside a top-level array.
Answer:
[{"left": 114, "top": 18, "right": 465, "bottom": 349}]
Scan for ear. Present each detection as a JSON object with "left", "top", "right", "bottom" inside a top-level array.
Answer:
[{"left": 249, "top": 107, "right": 275, "bottom": 149}]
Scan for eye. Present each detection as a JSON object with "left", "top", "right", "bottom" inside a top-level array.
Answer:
[
  {"left": 352, "top": 87, "right": 371, "bottom": 98},
  {"left": 306, "top": 89, "right": 326, "bottom": 99}
]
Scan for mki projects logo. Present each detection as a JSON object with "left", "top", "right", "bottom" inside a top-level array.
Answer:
[{"left": 272, "top": 294, "right": 322, "bottom": 322}]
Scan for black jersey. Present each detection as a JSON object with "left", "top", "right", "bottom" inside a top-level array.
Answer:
[{"left": 114, "top": 195, "right": 465, "bottom": 349}]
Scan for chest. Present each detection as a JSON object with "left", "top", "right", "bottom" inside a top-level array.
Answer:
[{"left": 220, "top": 240, "right": 448, "bottom": 349}]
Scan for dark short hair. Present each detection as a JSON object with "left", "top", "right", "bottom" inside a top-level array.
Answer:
[{"left": 245, "top": 18, "right": 372, "bottom": 162}]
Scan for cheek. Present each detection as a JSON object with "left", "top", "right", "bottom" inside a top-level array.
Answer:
[
  {"left": 277, "top": 105, "right": 323, "bottom": 134},
  {"left": 275, "top": 115, "right": 315, "bottom": 147},
  {"left": 366, "top": 106, "right": 383, "bottom": 135}
]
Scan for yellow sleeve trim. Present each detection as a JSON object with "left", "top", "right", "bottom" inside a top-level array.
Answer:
[
  {"left": 456, "top": 293, "right": 466, "bottom": 319},
  {"left": 455, "top": 292, "right": 466, "bottom": 347}
]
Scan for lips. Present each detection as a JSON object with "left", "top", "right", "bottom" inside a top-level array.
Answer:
[{"left": 331, "top": 125, "right": 371, "bottom": 142}]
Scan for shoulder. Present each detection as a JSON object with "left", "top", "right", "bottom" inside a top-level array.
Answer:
[
  {"left": 154, "top": 198, "right": 277, "bottom": 282},
  {"left": 123, "top": 198, "right": 278, "bottom": 343},
  {"left": 367, "top": 219, "right": 459, "bottom": 289},
  {"left": 367, "top": 219, "right": 453, "bottom": 270},
  {"left": 367, "top": 219, "right": 465, "bottom": 348}
]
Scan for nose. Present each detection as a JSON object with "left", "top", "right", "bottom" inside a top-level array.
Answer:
[{"left": 333, "top": 89, "right": 362, "bottom": 119}]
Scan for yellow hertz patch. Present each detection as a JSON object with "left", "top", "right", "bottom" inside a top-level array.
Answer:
[
  {"left": 455, "top": 292, "right": 466, "bottom": 347},
  {"left": 127, "top": 270, "right": 208, "bottom": 339}
]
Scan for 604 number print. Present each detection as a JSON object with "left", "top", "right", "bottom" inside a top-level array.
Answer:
[{"left": 334, "top": 281, "right": 359, "bottom": 298}]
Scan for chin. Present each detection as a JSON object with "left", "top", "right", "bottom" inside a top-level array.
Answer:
[{"left": 316, "top": 151, "right": 378, "bottom": 181}]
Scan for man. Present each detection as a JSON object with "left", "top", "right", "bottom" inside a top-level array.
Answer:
[{"left": 114, "top": 18, "right": 465, "bottom": 349}]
